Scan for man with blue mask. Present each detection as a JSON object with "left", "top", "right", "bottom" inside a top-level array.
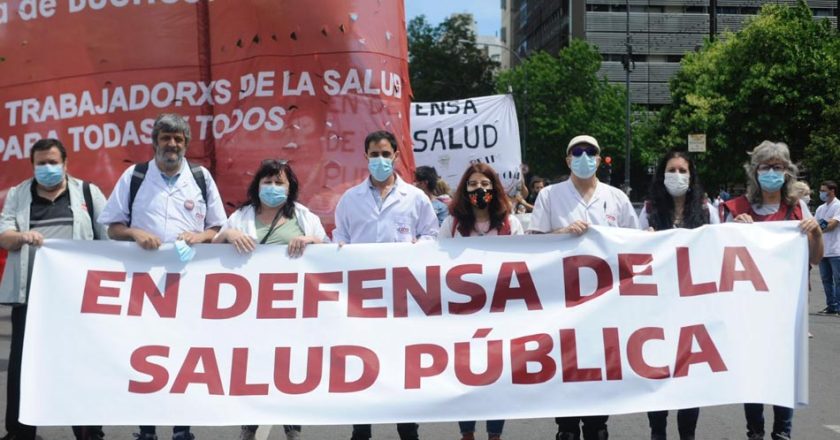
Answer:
[
  {"left": 98, "top": 114, "right": 226, "bottom": 440},
  {"left": 0, "top": 139, "right": 107, "bottom": 440},
  {"left": 527, "top": 134, "right": 638, "bottom": 440},
  {"left": 816, "top": 180, "right": 840, "bottom": 315},
  {"left": 333, "top": 130, "right": 438, "bottom": 440}
]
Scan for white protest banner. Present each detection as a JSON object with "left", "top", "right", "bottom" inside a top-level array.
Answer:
[
  {"left": 22, "top": 222, "right": 807, "bottom": 425},
  {"left": 411, "top": 94, "right": 522, "bottom": 193}
]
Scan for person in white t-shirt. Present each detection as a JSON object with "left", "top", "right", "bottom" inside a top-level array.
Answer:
[
  {"left": 528, "top": 135, "right": 638, "bottom": 440},
  {"left": 815, "top": 180, "right": 840, "bottom": 314}
]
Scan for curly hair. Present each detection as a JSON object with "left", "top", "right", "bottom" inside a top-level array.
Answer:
[{"left": 450, "top": 163, "right": 511, "bottom": 236}]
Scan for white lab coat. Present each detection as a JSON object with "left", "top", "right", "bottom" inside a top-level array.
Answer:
[{"left": 333, "top": 175, "right": 439, "bottom": 244}]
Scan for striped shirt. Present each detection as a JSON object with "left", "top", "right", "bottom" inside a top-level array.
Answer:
[{"left": 27, "top": 185, "right": 73, "bottom": 289}]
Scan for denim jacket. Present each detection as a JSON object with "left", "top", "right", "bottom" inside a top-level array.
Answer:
[{"left": 0, "top": 176, "right": 107, "bottom": 304}]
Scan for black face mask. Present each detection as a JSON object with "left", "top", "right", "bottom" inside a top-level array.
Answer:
[{"left": 468, "top": 188, "right": 494, "bottom": 209}]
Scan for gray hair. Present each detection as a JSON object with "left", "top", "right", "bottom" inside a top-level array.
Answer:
[
  {"left": 744, "top": 140, "right": 798, "bottom": 207},
  {"left": 151, "top": 113, "right": 191, "bottom": 146}
]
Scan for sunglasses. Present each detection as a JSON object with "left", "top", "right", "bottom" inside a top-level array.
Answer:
[{"left": 570, "top": 146, "right": 598, "bottom": 157}]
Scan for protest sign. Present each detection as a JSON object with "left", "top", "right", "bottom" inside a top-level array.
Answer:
[
  {"left": 412, "top": 94, "right": 522, "bottom": 193},
  {"left": 22, "top": 222, "right": 807, "bottom": 425}
]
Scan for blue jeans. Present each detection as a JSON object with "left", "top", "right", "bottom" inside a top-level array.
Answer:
[
  {"left": 744, "top": 404, "right": 792, "bottom": 437},
  {"left": 459, "top": 420, "right": 505, "bottom": 435},
  {"left": 819, "top": 257, "right": 840, "bottom": 309}
]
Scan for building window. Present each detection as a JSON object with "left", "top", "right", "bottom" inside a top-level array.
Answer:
[
  {"left": 501, "top": 0, "right": 507, "bottom": 10},
  {"left": 500, "top": 26, "right": 507, "bottom": 43},
  {"left": 684, "top": 6, "right": 707, "bottom": 13}
]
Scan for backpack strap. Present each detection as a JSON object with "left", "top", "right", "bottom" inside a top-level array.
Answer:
[
  {"left": 128, "top": 161, "right": 150, "bottom": 226},
  {"left": 82, "top": 181, "right": 98, "bottom": 240},
  {"left": 188, "top": 161, "right": 208, "bottom": 205}
]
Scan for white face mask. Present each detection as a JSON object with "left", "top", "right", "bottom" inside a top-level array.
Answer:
[{"left": 664, "top": 172, "right": 690, "bottom": 197}]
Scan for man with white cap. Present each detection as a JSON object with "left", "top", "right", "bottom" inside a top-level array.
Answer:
[{"left": 528, "top": 134, "right": 638, "bottom": 440}]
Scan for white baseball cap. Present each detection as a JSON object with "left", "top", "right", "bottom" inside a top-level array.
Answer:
[{"left": 566, "top": 135, "right": 601, "bottom": 155}]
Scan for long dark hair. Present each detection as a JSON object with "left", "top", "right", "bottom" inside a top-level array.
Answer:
[
  {"left": 450, "top": 163, "right": 511, "bottom": 236},
  {"left": 242, "top": 160, "right": 299, "bottom": 219},
  {"left": 647, "top": 150, "right": 709, "bottom": 230}
]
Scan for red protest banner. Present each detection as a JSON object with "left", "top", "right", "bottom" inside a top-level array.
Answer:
[{"left": 0, "top": 1, "right": 413, "bottom": 227}]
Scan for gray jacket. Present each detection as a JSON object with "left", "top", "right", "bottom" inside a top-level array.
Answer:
[{"left": 0, "top": 176, "right": 107, "bottom": 304}]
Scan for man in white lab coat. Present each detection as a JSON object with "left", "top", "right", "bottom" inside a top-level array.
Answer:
[{"left": 333, "top": 130, "right": 438, "bottom": 440}]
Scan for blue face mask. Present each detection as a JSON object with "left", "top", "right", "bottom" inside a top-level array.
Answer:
[
  {"left": 757, "top": 170, "right": 785, "bottom": 192},
  {"left": 34, "top": 164, "right": 64, "bottom": 187},
  {"left": 820, "top": 191, "right": 829, "bottom": 202},
  {"left": 259, "top": 185, "right": 288, "bottom": 207},
  {"left": 368, "top": 156, "right": 394, "bottom": 182},
  {"left": 570, "top": 153, "right": 598, "bottom": 179}
]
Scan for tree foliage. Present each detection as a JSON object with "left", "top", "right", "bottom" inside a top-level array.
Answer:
[
  {"left": 654, "top": 1, "right": 840, "bottom": 193},
  {"left": 407, "top": 14, "right": 498, "bottom": 102},
  {"left": 496, "top": 41, "right": 627, "bottom": 182}
]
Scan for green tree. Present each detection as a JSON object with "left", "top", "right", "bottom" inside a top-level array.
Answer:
[
  {"left": 408, "top": 14, "right": 498, "bottom": 102},
  {"left": 656, "top": 1, "right": 840, "bottom": 193},
  {"left": 496, "top": 41, "right": 626, "bottom": 182}
]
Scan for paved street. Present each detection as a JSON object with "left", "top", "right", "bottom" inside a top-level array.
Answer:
[{"left": 1, "top": 270, "right": 838, "bottom": 440}]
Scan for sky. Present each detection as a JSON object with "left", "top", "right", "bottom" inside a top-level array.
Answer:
[{"left": 405, "top": 0, "right": 502, "bottom": 38}]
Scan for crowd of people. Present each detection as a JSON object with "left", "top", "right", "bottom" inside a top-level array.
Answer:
[{"left": 0, "top": 113, "right": 834, "bottom": 440}]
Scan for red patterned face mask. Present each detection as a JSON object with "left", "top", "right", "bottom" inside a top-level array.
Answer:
[{"left": 468, "top": 188, "right": 494, "bottom": 209}]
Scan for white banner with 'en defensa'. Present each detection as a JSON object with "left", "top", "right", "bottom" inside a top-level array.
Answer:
[{"left": 22, "top": 222, "right": 808, "bottom": 425}]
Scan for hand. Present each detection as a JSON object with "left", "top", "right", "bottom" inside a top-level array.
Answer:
[
  {"left": 287, "top": 236, "right": 313, "bottom": 258},
  {"left": 131, "top": 229, "right": 162, "bottom": 250},
  {"left": 647, "top": 227, "right": 655, "bottom": 232},
  {"left": 799, "top": 218, "right": 822, "bottom": 237},
  {"left": 19, "top": 231, "right": 44, "bottom": 247},
  {"left": 734, "top": 214, "right": 754, "bottom": 223},
  {"left": 227, "top": 230, "right": 256, "bottom": 254},
  {"left": 555, "top": 220, "right": 589, "bottom": 235},
  {"left": 178, "top": 231, "right": 203, "bottom": 245},
  {"left": 337, "top": 241, "right": 346, "bottom": 249}
]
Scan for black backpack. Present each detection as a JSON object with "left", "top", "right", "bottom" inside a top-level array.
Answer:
[{"left": 127, "top": 161, "right": 208, "bottom": 226}]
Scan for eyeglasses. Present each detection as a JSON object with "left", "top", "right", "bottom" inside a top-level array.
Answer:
[
  {"left": 757, "top": 164, "right": 786, "bottom": 173},
  {"left": 261, "top": 159, "right": 289, "bottom": 166},
  {"left": 570, "top": 146, "right": 598, "bottom": 157}
]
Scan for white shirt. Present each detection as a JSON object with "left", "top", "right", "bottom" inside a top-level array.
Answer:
[
  {"left": 816, "top": 198, "right": 840, "bottom": 257},
  {"left": 438, "top": 214, "right": 524, "bottom": 238},
  {"left": 216, "top": 203, "right": 329, "bottom": 243},
  {"left": 638, "top": 202, "right": 720, "bottom": 230},
  {"left": 333, "top": 175, "right": 439, "bottom": 244},
  {"left": 98, "top": 159, "right": 226, "bottom": 243},
  {"left": 528, "top": 180, "right": 639, "bottom": 232}
]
